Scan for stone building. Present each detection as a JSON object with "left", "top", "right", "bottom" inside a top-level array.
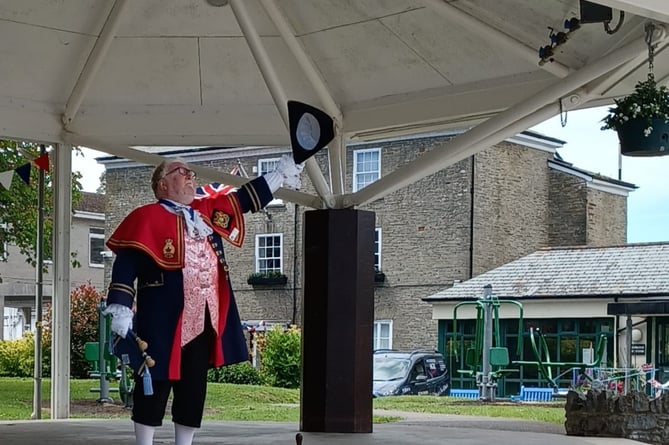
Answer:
[{"left": 99, "top": 131, "right": 633, "bottom": 352}]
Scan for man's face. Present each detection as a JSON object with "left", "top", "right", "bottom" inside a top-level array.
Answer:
[{"left": 158, "top": 162, "right": 196, "bottom": 205}]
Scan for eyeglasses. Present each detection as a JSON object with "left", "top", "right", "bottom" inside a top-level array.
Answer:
[{"left": 163, "top": 166, "right": 196, "bottom": 179}]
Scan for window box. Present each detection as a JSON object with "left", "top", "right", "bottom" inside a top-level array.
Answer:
[{"left": 247, "top": 273, "right": 288, "bottom": 286}]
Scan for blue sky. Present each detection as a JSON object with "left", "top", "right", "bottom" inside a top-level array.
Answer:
[{"left": 75, "top": 107, "right": 669, "bottom": 243}]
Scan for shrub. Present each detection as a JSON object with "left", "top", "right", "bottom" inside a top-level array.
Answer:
[
  {"left": 43, "top": 281, "right": 103, "bottom": 378},
  {"left": 260, "top": 325, "right": 301, "bottom": 389},
  {"left": 0, "top": 332, "right": 41, "bottom": 377},
  {"left": 207, "top": 361, "right": 262, "bottom": 385}
]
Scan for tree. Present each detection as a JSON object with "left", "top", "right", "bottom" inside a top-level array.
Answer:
[{"left": 0, "top": 140, "right": 83, "bottom": 280}]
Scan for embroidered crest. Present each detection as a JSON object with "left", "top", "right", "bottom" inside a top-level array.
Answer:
[
  {"left": 163, "top": 238, "right": 175, "bottom": 259},
  {"left": 213, "top": 210, "right": 231, "bottom": 229}
]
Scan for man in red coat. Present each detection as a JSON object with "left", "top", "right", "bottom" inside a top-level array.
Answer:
[{"left": 104, "top": 155, "right": 301, "bottom": 445}]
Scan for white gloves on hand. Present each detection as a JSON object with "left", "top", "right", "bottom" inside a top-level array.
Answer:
[
  {"left": 102, "top": 303, "right": 133, "bottom": 338},
  {"left": 276, "top": 154, "right": 304, "bottom": 190},
  {"left": 264, "top": 154, "right": 304, "bottom": 192}
]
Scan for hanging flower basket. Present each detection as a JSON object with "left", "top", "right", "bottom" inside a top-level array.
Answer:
[
  {"left": 601, "top": 76, "right": 669, "bottom": 157},
  {"left": 247, "top": 272, "right": 288, "bottom": 286},
  {"left": 616, "top": 117, "right": 669, "bottom": 156}
]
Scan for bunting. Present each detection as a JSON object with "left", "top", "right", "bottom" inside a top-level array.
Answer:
[
  {"left": 15, "top": 163, "right": 31, "bottom": 185},
  {"left": 0, "top": 170, "right": 13, "bottom": 189},
  {"left": 0, "top": 151, "right": 50, "bottom": 189}
]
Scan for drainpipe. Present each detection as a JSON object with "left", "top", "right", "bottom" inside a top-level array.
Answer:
[
  {"left": 468, "top": 155, "right": 475, "bottom": 279},
  {"left": 292, "top": 204, "right": 299, "bottom": 325}
]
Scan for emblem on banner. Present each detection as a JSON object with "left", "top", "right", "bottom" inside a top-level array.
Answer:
[
  {"left": 213, "top": 210, "right": 231, "bottom": 229},
  {"left": 163, "top": 238, "right": 175, "bottom": 259}
]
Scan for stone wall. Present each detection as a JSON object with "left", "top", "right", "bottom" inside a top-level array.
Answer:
[
  {"left": 565, "top": 390, "right": 669, "bottom": 444},
  {"left": 586, "top": 188, "right": 628, "bottom": 247},
  {"left": 548, "top": 169, "right": 587, "bottom": 246},
  {"left": 472, "top": 142, "right": 552, "bottom": 276}
]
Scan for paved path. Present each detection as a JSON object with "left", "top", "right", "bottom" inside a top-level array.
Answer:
[{"left": 0, "top": 411, "right": 646, "bottom": 445}]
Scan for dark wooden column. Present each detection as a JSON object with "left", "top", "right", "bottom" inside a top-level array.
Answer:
[{"left": 300, "top": 209, "right": 374, "bottom": 433}]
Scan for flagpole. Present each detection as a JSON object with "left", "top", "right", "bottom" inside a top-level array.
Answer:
[{"left": 31, "top": 144, "right": 45, "bottom": 420}]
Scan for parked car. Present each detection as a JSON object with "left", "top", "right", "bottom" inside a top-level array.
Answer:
[{"left": 372, "top": 350, "right": 450, "bottom": 397}]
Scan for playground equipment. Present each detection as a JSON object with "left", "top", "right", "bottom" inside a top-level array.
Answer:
[
  {"left": 513, "top": 326, "right": 607, "bottom": 390},
  {"left": 452, "top": 284, "right": 523, "bottom": 401},
  {"left": 83, "top": 299, "right": 134, "bottom": 406}
]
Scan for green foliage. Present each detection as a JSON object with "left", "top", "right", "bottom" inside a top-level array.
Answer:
[
  {"left": 207, "top": 361, "right": 263, "bottom": 385},
  {"left": 260, "top": 325, "right": 301, "bottom": 389},
  {"left": 0, "top": 140, "right": 83, "bottom": 280},
  {"left": 601, "top": 77, "right": 669, "bottom": 133},
  {"left": 247, "top": 270, "right": 285, "bottom": 279},
  {"left": 0, "top": 333, "right": 40, "bottom": 377},
  {"left": 43, "top": 282, "right": 103, "bottom": 378}
]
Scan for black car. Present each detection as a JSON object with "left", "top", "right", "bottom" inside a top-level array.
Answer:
[{"left": 372, "top": 350, "right": 450, "bottom": 397}]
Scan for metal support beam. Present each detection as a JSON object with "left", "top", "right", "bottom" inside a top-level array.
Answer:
[
  {"left": 347, "top": 31, "right": 659, "bottom": 207},
  {"left": 228, "top": 0, "right": 335, "bottom": 208},
  {"left": 424, "top": 0, "right": 571, "bottom": 78},
  {"left": 62, "top": 134, "right": 324, "bottom": 209},
  {"left": 51, "top": 144, "right": 72, "bottom": 419},
  {"left": 260, "top": 0, "right": 346, "bottom": 196},
  {"left": 62, "top": 0, "right": 129, "bottom": 128}
]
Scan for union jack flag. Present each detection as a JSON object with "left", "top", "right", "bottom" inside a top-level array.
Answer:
[{"left": 194, "top": 166, "right": 240, "bottom": 200}]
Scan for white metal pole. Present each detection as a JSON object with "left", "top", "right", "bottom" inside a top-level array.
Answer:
[
  {"left": 62, "top": 0, "right": 129, "bottom": 127},
  {"left": 61, "top": 134, "right": 325, "bottom": 209},
  {"left": 228, "top": 0, "right": 334, "bottom": 207},
  {"left": 260, "top": 0, "right": 346, "bottom": 196},
  {"left": 51, "top": 144, "right": 72, "bottom": 419},
  {"left": 348, "top": 33, "right": 658, "bottom": 207}
]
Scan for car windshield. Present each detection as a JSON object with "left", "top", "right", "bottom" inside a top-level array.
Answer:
[{"left": 373, "top": 356, "right": 411, "bottom": 381}]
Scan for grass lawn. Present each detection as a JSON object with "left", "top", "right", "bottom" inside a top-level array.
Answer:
[{"left": 0, "top": 377, "right": 565, "bottom": 425}]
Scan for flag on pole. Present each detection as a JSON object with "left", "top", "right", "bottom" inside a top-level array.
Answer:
[{"left": 194, "top": 166, "right": 241, "bottom": 200}]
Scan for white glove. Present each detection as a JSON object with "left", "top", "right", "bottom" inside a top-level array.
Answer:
[
  {"left": 264, "top": 154, "right": 304, "bottom": 192},
  {"left": 102, "top": 303, "right": 133, "bottom": 338}
]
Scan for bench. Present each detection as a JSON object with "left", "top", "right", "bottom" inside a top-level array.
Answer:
[
  {"left": 510, "top": 386, "right": 554, "bottom": 402},
  {"left": 450, "top": 388, "right": 479, "bottom": 399}
]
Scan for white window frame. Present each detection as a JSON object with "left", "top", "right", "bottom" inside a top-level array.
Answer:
[
  {"left": 258, "top": 157, "right": 283, "bottom": 206},
  {"left": 255, "top": 233, "right": 283, "bottom": 273},
  {"left": 89, "top": 227, "right": 105, "bottom": 268},
  {"left": 374, "top": 228, "right": 382, "bottom": 271},
  {"left": 353, "top": 148, "right": 381, "bottom": 192},
  {"left": 373, "top": 320, "right": 393, "bottom": 350}
]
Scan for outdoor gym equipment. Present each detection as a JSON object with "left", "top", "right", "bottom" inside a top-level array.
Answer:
[
  {"left": 452, "top": 284, "right": 523, "bottom": 401},
  {"left": 513, "top": 326, "right": 607, "bottom": 389},
  {"left": 84, "top": 299, "right": 134, "bottom": 406}
]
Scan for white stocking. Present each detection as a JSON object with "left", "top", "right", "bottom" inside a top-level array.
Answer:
[
  {"left": 174, "top": 422, "right": 197, "bottom": 445},
  {"left": 134, "top": 422, "right": 155, "bottom": 445}
]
